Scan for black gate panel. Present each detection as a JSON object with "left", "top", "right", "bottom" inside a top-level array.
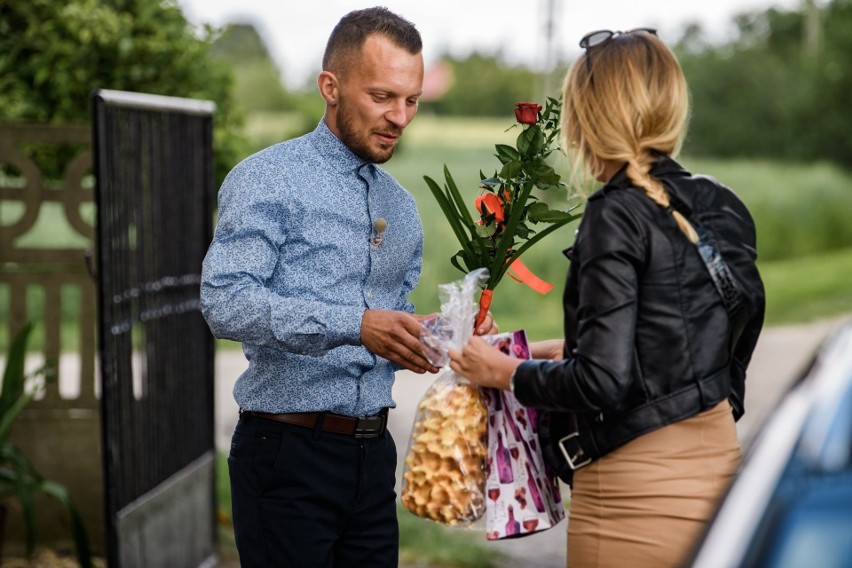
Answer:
[{"left": 92, "top": 90, "right": 216, "bottom": 568}]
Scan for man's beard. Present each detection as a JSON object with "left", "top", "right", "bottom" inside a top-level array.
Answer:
[{"left": 336, "top": 97, "right": 400, "bottom": 164}]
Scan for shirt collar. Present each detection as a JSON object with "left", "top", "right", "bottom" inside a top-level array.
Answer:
[{"left": 311, "top": 119, "right": 371, "bottom": 173}]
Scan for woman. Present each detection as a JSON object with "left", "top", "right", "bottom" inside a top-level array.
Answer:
[{"left": 448, "top": 29, "right": 765, "bottom": 567}]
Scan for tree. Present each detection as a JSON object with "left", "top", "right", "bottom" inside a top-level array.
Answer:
[
  {"left": 210, "top": 23, "right": 290, "bottom": 113},
  {"left": 423, "top": 53, "right": 544, "bottom": 116},
  {"left": 0, "top": 0, "right": 242, "bottom": 182},
  {"left": 677, "top": 0, "right": 852, "bottom": 169}
]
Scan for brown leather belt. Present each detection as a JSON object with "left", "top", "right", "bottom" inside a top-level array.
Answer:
[{"left": 248, "top": 411, "right": 387, "bottom": 438}]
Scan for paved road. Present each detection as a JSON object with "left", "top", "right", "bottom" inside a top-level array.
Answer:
[{"left": 214, "top": 315, "right": 850, "bottom": 567}]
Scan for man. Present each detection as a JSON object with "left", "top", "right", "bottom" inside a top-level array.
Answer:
[{"left": 201, "top": 7, "right": 493, "bottom": 567}]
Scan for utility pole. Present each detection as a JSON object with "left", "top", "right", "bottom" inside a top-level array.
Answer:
[
  {"left": 803, "top": 0, "right": 822, "bottom": 58},
  {"left": 540, "top": 0, "right": 560, "bottom": 99}
]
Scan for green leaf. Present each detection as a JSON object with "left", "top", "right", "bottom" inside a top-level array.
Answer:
[
  {"left": 496, "top": 212, "right": 583, "bottom": 283},
  {"left": 442, "top": 166, "right": 475, "bottom": 227},
  {"left": 527, "top": 202, "right": 582, "bottom": 223},
  {"left": 0, "top": 391, "right": 36, "bottom": 443},
  {"left": 494, "top": 144, "right": 520, "bottom": 164},
  {"left": 1, "top": 322, "right": 33, "bottom": 418},
  {"left": 423, "top": 175, "right": 475, "bottom": 257},
  {"left": 450, "top": 252, "right": 470, "bottom": 274},
  {"left": 475, "top": 223, "right": 497, "bottom": 238},
  {"left": 517, "top": 125, "right": 545, "bottom": 157},
  {"left": 40, "top": 481, "right": 94, "bottom": 568},
  {"left": 499, "top": 160, "right": 522, "bottom": 179}
]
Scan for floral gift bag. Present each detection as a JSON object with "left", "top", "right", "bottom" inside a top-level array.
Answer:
[{"left": 482, "top": 330, "right": 565, "bottom": 540}]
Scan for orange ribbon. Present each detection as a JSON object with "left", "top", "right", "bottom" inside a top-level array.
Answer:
[
  {"left": 475, "top": 289, "right": 493, "bottom": 330},
  {"left": 507, "top": 258, "right": 554, "bottom": 294}
]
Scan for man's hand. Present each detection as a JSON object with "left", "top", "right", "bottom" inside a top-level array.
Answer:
[
  {"left": 361, "top": 310, "right": 438, "bottom": 374},
  {"left": 529, "top": 339, "right": 565, "bottom": 360}
]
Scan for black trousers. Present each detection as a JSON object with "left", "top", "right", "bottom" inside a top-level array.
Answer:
[{"left": 228, "top": 412, "right": 399, "bottom": 567}]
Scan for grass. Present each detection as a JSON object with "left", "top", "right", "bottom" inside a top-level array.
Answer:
[
  {"left": 760, "top": 246, "right": 852, "bottom": 325},
  {"left": 6, "top": 114, "right": 852, "bottom": 352},
  {"left": 377, "top": 119, "right": 852, "bottom": 336}
]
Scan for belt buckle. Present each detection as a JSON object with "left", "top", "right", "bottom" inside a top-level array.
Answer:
[
  {"left": 558, "top": 431, "right": 591, "bottom": 470},
  {"left": 353, "top": 415, "right": 385, "bottom": 438}
]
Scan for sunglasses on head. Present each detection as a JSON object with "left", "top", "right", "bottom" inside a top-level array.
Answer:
[
  {"left": 579, "top": 27, "right": 658, "bottom": 50},
  {"left": 579, "top": 28, "right": 658, "bottom": 83}
]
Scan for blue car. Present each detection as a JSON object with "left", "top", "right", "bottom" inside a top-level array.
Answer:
[{"left": 687, "top": 321, "right": 852, "bottom": 568}]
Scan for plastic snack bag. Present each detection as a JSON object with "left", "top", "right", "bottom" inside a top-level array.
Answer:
[
  {"left": 481, "top": 331, "right": 566, "bottom": 540},
  {"left": 401, "top": 270, "right": 489, "bottom": 526}
]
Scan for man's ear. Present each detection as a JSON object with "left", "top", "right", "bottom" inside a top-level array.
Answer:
[{"left": 318, "top": 71, "right": 339, "bottom": 105}]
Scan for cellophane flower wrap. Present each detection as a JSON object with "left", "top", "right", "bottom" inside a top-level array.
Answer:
[
  {"left": 401, "top": 270, "right": 490, "bottom": 526},
  {"left": 423, "top": 98, "right": 582, "bottom": 327},
  {"left": 480, "top": 330, "right": 565, "bottom": 540}
]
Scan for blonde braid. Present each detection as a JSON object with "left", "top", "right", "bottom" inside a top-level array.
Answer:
[{"left": 626, "top": 155, "right": 698, "bottom": 244}]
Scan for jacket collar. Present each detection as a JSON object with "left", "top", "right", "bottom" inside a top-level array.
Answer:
[{"left": 591, "top": 155, "right": 691, "bottom": 198}]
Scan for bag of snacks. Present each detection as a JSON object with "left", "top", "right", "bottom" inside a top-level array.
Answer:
[
  {"left": 400, "top": 371, "right": 488, "bottom": 525},
  {"left": 401, "top": 269, "right": 489, "bottom": 525}
]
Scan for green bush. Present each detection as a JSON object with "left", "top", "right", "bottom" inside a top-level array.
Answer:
[{"left": 0, "top": 0, "right": 243, "bottom": 184}]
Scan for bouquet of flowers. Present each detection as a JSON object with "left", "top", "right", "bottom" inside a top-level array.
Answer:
[{"left": 424, "top": 98, "right": 582, "bottom": 327}]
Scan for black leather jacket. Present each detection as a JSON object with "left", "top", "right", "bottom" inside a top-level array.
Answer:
[{"left": 514, "top": 157, "right": 765, "bottom": 467}]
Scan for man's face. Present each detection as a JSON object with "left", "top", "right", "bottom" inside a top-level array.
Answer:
[{"left": 330, "top": 34, "right": 424, "bottom": 164}]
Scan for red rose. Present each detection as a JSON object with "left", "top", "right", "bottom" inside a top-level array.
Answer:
[{"left": 514, "top": 102, "right": 542, "bottom": 125}]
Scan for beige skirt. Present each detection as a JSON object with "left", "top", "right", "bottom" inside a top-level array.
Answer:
[{"left": 567, "top": 400, "right": 741, "bottom": 568}]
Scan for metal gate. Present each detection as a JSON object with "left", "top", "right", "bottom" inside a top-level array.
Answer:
[{"left": 92, "top": 90, "right": 217, "bottom": 568}]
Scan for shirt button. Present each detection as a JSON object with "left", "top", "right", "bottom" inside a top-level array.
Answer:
[{"left": 366, "top": 291, "right": 373, "bottom": 299}]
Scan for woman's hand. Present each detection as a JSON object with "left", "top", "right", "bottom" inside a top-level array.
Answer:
[
  {"left": 448, "top": 336, "right": 521, "bottom": 390},
  {"left": 474, "top": 311, "right": 498, "bottom": 336}
]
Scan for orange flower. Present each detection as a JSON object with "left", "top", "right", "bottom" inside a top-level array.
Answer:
[{"left": 475, "top": 192, "right": 505, "bottom": 224}]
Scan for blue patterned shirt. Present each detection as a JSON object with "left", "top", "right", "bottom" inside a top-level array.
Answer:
[{"left": 201, "top": 121, "right": 423, "bottom": 416}]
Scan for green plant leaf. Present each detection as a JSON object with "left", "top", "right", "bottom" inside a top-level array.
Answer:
[
  {"left": 442, "top": 166, "right": 475, "bottom": 228},
  {"left": 499, "top": 160, "right": 522, "bottom": 179},
  {"left": 517, "top": 124, "right": 545, "bottom": 157},
  {"left": 497, "top": 212, "right": 583, "bottom": 282},
  {"left": 450, "top": 252, "right": 469, "bottom": 274},
  {"left": 475, "top": 223, "right": 497, "bottom": 238},
  {"left": 40, "top": 481, "right": 94, "bottom": 568},
  {"left": 0, "top": 390, "right": 36, "bottom": 443},
  {"left": 494, "top": 144, "right": 520, "bottom": 164},
  {"left": 527, "top": 202, "right": 582, "bottom": 223},
  {"left": 423, "top": 175, "right": 475, "bottom": 259},
  {"left": 0, "top": 322, "right": 33, "bottom": 417}
]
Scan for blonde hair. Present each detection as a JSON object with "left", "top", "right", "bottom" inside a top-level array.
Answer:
[{"left": 562, "top": 31, "right": 698, "bottom": 243}]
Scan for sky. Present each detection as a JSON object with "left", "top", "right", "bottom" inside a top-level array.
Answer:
[{"left": 177, "top": 0, "right": 801, "bottom": 89}]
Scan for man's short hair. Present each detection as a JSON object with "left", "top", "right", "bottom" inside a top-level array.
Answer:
[{"left": 322, "top": 7, "right": 422, "bottom": 74}]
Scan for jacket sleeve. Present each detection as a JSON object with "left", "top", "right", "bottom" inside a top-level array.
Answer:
[
  {"left": 722, "top": 195, "right": 766, "bottom": 421},
  {"left": 729, "top": 299, "right": 764, "bottom": 420},
  {"left": 513, "top": 195, "right": 646, "bottom": 412},
  {"left": 200, "top": 161, "right": 363, "bottom": 356}
]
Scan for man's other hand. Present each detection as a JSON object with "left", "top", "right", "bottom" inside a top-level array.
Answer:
[{"left": 361, "top": 310, "right": 439, "bottom": 374}]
